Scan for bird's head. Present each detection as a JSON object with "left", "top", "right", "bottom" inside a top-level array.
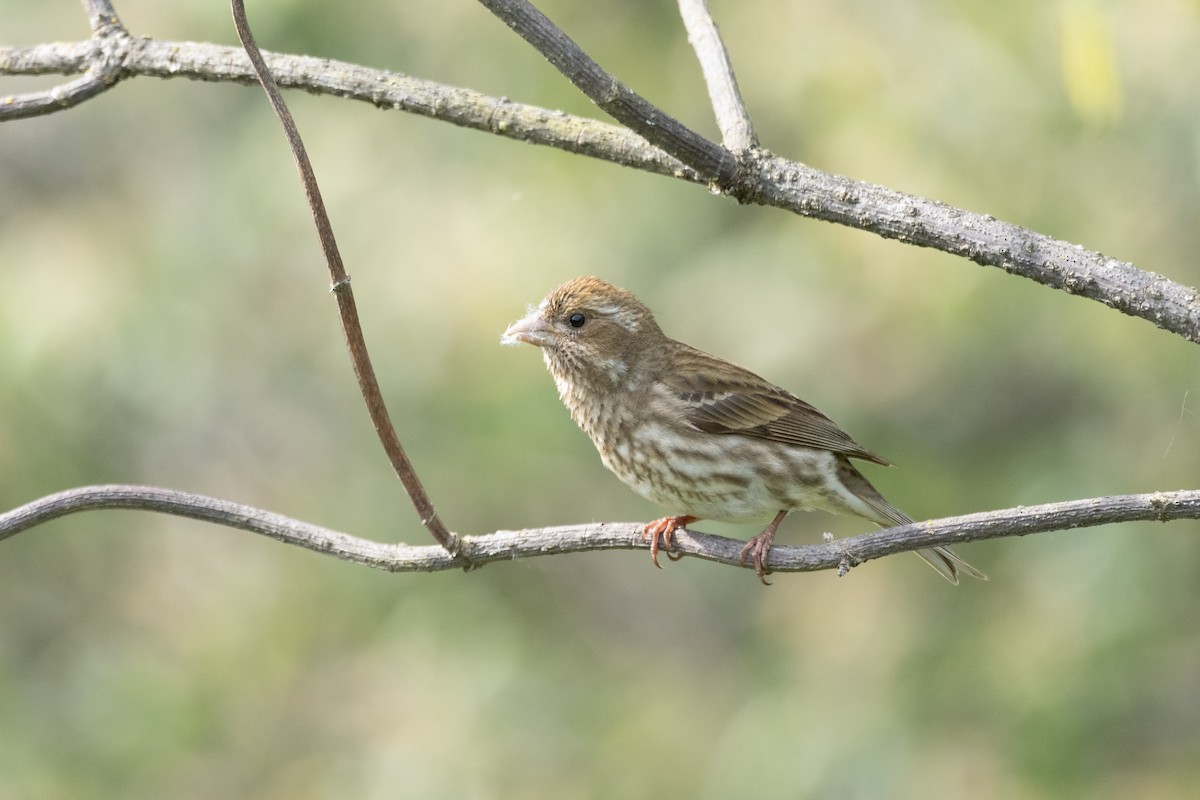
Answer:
[{"left": 502, "top": 276, "right": 664, "bottom": 389}]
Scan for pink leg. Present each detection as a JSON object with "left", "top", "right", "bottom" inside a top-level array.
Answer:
[
  {"left": 642, "top": 515, "right": 698, "bottom": 568},
  {"left": 739, "top": 510, "right": 789, "bottom": 585}
]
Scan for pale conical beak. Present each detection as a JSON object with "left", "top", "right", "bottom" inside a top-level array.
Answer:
[{"left": 501, "top": 310, "right": 555, "bottom": 347}]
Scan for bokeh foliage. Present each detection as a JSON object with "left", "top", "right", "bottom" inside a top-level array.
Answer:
[{"left": 3, "top": 1, "right": 1200, "bottom": 797}]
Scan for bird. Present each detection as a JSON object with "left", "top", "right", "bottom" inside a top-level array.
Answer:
[{"left": 501, "top": 276, "right": 985, "bottom": 585}]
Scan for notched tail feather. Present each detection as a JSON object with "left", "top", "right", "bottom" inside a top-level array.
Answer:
[
  {"left": 915, "top": 546, "right": 989, "bottom": 585},
  {"left": 836, "top": 458, "right": 987, "bottom": 585}
]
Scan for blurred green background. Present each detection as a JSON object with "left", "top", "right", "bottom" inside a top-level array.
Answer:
[{"left": 4, "top": 0, "right": 1200, "bottom": 797}]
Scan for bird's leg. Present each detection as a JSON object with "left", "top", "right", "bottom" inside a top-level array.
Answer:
[
  {"left": 739, "top": 510, "right": 789, "bottom": 585},
  {"left": 642, "top": 515, "right": 698, "bottom": 568}
]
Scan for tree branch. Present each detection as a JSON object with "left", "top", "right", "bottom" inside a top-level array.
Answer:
[
  {"left": 739, "top": 150, "right": 1200, "bottom": 340},
  {"left": 0, "top": 70, "right": 110, "bottom": 119},
  {"left": 0, "top": 1, "right": 129, "bottom": 120},
  {"left": 469, "top": 0, "right": 1200, "bottom": 342},
  {"left": 2, "top": 485, "right": 1197, "bottom": 576},
  {"left": 474, "top": 0, "right": 739, "bottom": 186},
  {"left": 0, "top": 38, "right": 699, "bottom": 179},
  {"left": 5, "top": 10, "right": 1194, "bottom": 342},
  {"left": 677, "top": 0, "right": 757, "bottom": 151},
  {"left": 83, "top": 0, "right": 121, "bottom": 32}
]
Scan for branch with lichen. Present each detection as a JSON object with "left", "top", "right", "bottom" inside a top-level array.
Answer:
[
  {"left": 3, "top": 1, "right": 1198, "bottom": 342},
  {"left": 2, "top": 485, "right": 1197, "bottom": 578}
]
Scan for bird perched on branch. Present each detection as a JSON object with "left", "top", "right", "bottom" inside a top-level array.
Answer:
[{"left": 502, "top": 276, "right": 984, "bottom": 585}]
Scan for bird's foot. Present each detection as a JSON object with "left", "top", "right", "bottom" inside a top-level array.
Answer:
[
  {"left": 739, "top": 534, "right": 774, "bottom": 586},
  {"left": 642, "top": 515, "right": 697, "bottom": 568},
  {"left": 739, "top": 509, "right": 789, "bottom": 586}
]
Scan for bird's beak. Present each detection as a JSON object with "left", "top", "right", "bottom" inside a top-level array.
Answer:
[{"left": 501, "top": 309, "right": 554, "bottom": 347}]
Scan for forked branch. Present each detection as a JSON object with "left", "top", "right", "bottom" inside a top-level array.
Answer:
[{"left": 4, "top": 2, "right": 1196, "bottom": 340}]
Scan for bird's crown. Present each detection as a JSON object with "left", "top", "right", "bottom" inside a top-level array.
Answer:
[{"left": 541, "top": 276, "right": 657, "bottom": 335}]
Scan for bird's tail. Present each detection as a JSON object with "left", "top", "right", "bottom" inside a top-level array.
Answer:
[
  {"left": 912, "top": 545, "right": 989, "bottom": 585},
  {"left": 835, "top": 458, "right": 987, "bottom": 584}
]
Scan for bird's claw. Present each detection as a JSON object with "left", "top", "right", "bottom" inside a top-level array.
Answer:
[
  {"left": 641, "top": 515, "right": 697, "bottom": 568},
  {"left": 739, "top": 534, "right": 774, "bottom": 586}
]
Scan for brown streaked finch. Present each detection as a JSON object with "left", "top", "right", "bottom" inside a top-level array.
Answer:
[{"left": 502, "top": 276, "right": 985, "bottom": 585}]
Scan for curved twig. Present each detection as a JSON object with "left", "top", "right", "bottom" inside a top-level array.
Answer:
[
  {"left": 229, "top": 0, "right": 460, "bottom": 559},
  {"left": 2, "top": 485, "right": 1197, "bottom": 577}
]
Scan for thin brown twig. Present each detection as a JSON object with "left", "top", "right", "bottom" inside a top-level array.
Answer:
[
  {"left": 1, "top": 485, "right": 1197, "bottom": 577},
  {"left": 677, "top": 0, "right": 757, "bottom": 151},
  {"left": 229, "top": 0, "right": 461, "bottom": 560}
]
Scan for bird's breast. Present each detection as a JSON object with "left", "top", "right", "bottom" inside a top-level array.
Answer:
[
  {"left": 597, "top": 417, "right": 842, "bottom": 523},
  {"left": 545, "top": 360, "right": 845, "bottom": 522}
]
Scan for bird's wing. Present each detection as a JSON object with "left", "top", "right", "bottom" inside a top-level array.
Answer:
[{"left": 660, "top": 344, "right": 892, "bottom": 466}]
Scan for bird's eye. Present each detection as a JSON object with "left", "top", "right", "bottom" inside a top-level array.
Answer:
[{"left": 568, "top": 312, "right": 586, "bottom": 328}]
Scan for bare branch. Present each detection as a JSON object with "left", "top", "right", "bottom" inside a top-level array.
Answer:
[
  {"left": 82, "top": 0, "right": 122, "bottom": 33},
  {"left": 0, "top": 39, "right": 697, "bottom": 180},
  {"left": 466, "top": 1, "right": 1200, "bottom": 343},
  {"left": 740, "top": 151, "right": 1200, "bottom": 342},
  {"left": 2, "top": 485, "right": 1197, "bottom": 577},
  {"left": 0, "top": 3, "right": 131, "bottom": 121},
  {"left": 678, "top": 0, "right": 757, "bottom": 151},
  {"left": 229, "top": 0, "right": 460, "bottom": 560},
  {"left": 2, "top": 12, "right": 1198, "bottom": 341},
  {"left": 474, "top": 0, "right": 738, "bottom": 186},
  {"left": 0, "top": 72, "right": 110, "bottom": 120}
]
